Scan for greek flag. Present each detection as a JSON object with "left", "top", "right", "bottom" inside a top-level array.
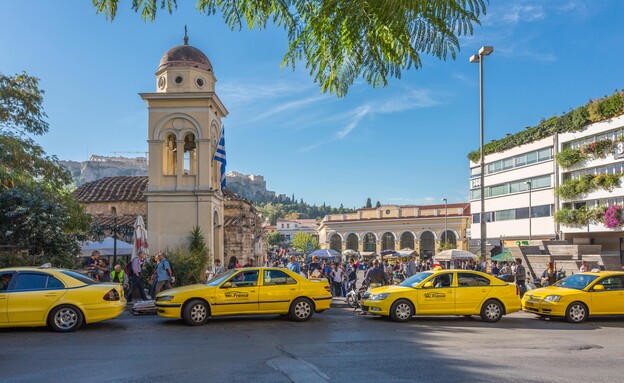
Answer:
[{"left": 214, "top": 126, "right": 227, "bottom": 189}]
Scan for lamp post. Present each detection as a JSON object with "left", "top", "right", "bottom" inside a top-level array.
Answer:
[
  {"left": 442, "top": 198, "right": 448, "bottom": 245},
  {"left": 90, "top": 216, "right": 135, "bottom": 265},
  {"left": 525, "top": 180, "right": 532, "bottom": 241},
  {"left": 470, "top": 45, "right": 494, "bottom": 261}
]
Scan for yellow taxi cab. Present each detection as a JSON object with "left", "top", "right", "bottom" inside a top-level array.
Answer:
[
  {"left": 360, "top": 269, "right": 521, "bottom": 322},
  {"left": 155, "top": 267, "right": 332, "bottom": 325},
  {"left": 0, "top": 267, "right": 126, "bottom": 332},
  {"left": 522, "top": 271, "right": 624, "bottom": 323}
]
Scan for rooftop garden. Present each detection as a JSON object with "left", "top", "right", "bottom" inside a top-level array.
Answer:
[{"left": 468, "top": 89, "right": 624, "bottom": 162}]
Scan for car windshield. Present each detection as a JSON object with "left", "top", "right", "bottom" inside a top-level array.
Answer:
[
  {"left": 62, "top": 270, "right": 98, "bottom": 285},
  {"left": 399, "top": 272, "right": 433, "bottom": 287},
  {"left": 207, "top": 270, "right": 237, "bottom": 286},
  {"left": 554, "top": 274, "right": 598, "bottom": 290}
]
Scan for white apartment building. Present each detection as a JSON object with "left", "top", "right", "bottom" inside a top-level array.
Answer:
[
  {"left": 558, "top": 114, "right": 624, "bottom": 256},
  {"left": 276, "top": 218, "right": 319, "bottom": 243},
  {"left": 469, "top": 136, "right": 557, "bottom": 243}
]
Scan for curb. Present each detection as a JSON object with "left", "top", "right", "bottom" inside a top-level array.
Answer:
[{"left": 330, "top": 298, "right": 352, "bottom": 309}]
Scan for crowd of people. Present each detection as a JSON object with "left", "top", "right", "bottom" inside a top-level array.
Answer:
[{"left": 85, "top": 250, "right": 174, "bottom": 302}]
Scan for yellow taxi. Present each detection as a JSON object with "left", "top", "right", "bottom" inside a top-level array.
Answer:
[
  {"left": 522, "top": 271, "right": 624, "bottom": 323},
  {"left": 155, "top": 267, "right": 332, "bottom": 325},
  {"left": 0, "top": 267, "right": 126, "bottom": 332},
  {"left": 361, "top": 269, "right": 521, "bottom": 322}
]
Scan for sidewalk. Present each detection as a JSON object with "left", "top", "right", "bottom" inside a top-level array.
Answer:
[{"left": 331, "top": 297, "right": 351, "bottom": 309}]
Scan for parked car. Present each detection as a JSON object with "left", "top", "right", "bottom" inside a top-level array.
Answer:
[
  {"left": 360, "top": 269, "right": 521, "bottom": 322},
  {"left": 0, "top": 266, "right": 126, "bottom": 332},
  {"left": 155, "top": 267, "right": 331, "bottom": 325},
  {"left": 522, "top": 271, "right": 624, "bottom": 323}
]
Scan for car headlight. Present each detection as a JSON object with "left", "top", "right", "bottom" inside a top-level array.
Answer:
[
  {"left": 543, "top": 295, "right": 562, "bottom": 302},
  {"left": 157, "top": 295, "right": 174, "bottom": 302},
  {"left": 369, "top": 293, "right": 389, "bottom": 301}
]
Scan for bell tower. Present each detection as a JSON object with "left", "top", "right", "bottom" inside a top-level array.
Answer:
[{"left": 141, "top": 32, "right": 228, "bottom": 262}]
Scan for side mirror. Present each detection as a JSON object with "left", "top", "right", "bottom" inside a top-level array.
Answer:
[
  {"left": 593, "top": 284, "right": 604, "bottom": 291},
  {"left": 423, "top": 281, "right": 434, "bottom": 289},
  {"left": 222, "top": 282, "right": 232, "bottom": 288}
]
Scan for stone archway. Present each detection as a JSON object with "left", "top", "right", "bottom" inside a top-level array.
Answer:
[
  {"left": 441, "top": 230, "right": 457, "bottom": 247},
  {"left": 399, "top": 231, "right": 415, "bottom": 250},
  {"left": 420, "top": 231, "right": 435, "bottom": 258},
  {"left": 381, "top": 232, "right": 395, "bottom": 251},
  {"left": 363, "top": 232, "right": 376, "bottom": 252},
  {"left": 346, "top": 233, "right": 359, "bottom": 251},
  {"left": 329, "top": 234, "right": 342, "bottom": 252}
]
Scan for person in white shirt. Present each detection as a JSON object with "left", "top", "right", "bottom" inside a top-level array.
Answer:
[{"left": 329, "top": 263, "right": 344, "bottom": 297}]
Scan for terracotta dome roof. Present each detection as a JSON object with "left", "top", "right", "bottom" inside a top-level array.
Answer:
[
  {"left": 158, "top": 44, "right": 213, "bottom": 72},
  {"left": 74, "top": 176, "right": 148, "bottom": 203}
]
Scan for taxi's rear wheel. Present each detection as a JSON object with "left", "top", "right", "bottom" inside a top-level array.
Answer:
[
  {"left": 289, "top": 298, "right": 314, "bottom": 322},
  {"left": 480, "top": 300, "right": 504, "bottom": 322},
  {"left": 390, "top": 299, "right": 414, "bottom": 322},
  {"left": 183, "top": 299, "right": 210, "bottom": 326},
  {"left": 48, "top": 305, "right": 83, "bottom": 332},
  {"left": 565, "top": 302, "right": 588, "bottom": 323}
]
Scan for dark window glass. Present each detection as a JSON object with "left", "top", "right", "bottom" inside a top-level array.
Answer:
[
  {"left": 531, "top": 205, "right": 552, "bottom": 218},
  {"left": 227, "top": 270, "right": 259, "bottom": 287},
  {"left": 515, "top": 207, "right": 529, "bottom": 220},
  {"left": 263, "top": 270, "right": 297, "bottom": 286},
  {"left": 457, "top": 273, "right": 491, "bottom": 287},
  {"left": 14, "top": 273, "right": 48, "bottom": 291},
  {"left": 47, "top": 276, "right": 65, "bottom": 289},
  {"left": 0, "top": 272, "right": 14, "bottom": 291},
  {"left": 61, "top": 270, "right": 97, "bottom": 285},
  {"left": 596, "top": 276, "right": 624, "bottom": 291},
  {"left": 431, "top": 273, "right": 453, "bottom": 288},
  {"left": 472, "top": 214, "right": 480, "bottom": 224}
]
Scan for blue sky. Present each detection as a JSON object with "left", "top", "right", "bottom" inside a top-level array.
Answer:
[{"left": 1, "top": 1, "right": 623, "bottom": 208}]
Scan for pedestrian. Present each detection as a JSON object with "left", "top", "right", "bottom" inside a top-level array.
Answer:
[
  {"left": 110, "top": 264, "right": 128, "bottom": 292},
  {"left": 491, "top": 261, "right": 500, "bottom": 276},
  {"left": 97, "top": 258, "right": 111, "bottom": 282},
  {"left": 329, "top": 263, "right": 344, "bottom": 297},
  {"left": 208, "top": 259, "right": 225, "bottom": 280},
  {"left": 86, "top": 251, "right": 100, "bottom": 279},
  {"left": 514, "top": 258, "right": 527, "bottom": 298},
  {"left": 243, "top": 258, "right": 255, "bottom": 267},
  {"left": 406, "top": 255, "right": 418, "bottom": 277},
  {"left": 322, "top": 260, "right": 332, "bottom": 281},
  {"left": 541, "top": 261, "right": 557, "bottom": 286},
  {"left": 127, "top": 250, "right": 148, "bottom": 303},
  {"left": 227, "top": 256, "right": 240, "bottom": 270},
  {"left": 364, "top": 260, "right": 388, "bottom": 288},
  {"left": 307, "top": 255, "right": 322, "bottom": 278},
  {"left": 579, "top": 260, "right": 590, "bottom": 273},
  {"left": 154, "top": 252, "right": 174, "bottom": 295},
  {"left": 287, "top": 255, "right": 301, "bottom": 274}
]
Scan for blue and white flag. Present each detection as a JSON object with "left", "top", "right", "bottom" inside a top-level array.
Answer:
[{"left": 214, "top": 126, "right": 227, "bottom": 189}]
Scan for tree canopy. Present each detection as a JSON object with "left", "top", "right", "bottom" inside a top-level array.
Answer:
[
  {"left": 0, "top": 72, "right": 90, "bottom": 267},
  {"left": 291, "top": 231, "right": 319, "bottom": 252},
  {"left": 93, "top": 0, "right": 487, "bottom": 97}
]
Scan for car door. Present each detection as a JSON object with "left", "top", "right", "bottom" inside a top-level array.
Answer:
[
  {"left": 212, "top": 270, "right": 260, "bottom": 315},
  {"left": 259, "top": 269, "right": 298, "bottom": 313},
  {"left": 0, "top": 271, "right": 15, "bottom": 323},
  {"left": 8, "top": 272, "right": 66, "bottom": 324},
  {"left": 416, "top": 272, "right": 455, "bottom": 314},
  {"left": 453, "top": 272, "right": 493, "bottom": 314},
  {"left": 589, "top": 275, "right": 624, "bottom": 315}
]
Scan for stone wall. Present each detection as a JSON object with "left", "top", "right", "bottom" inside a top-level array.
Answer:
[{"left": 223, "top": 198, "right": 266, "bottom": 265}]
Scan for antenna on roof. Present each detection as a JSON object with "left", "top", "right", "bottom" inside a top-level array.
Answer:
[{"left": 183, "top": 25, "right": 189, "bottom": 45}]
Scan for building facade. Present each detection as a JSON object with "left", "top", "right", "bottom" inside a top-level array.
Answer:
[
  {"left": 469, "top": 136, "right": 557, "bottom": 243},
  {"left": 276, "top": 219, "right": 319, "bottom": 243},
  {"left": 558, "top": 114, "right": 624, "bottom": 257},
  {"left": 223, "top": 189, "right": 267, "bottom": 265},
  {"left": 140, "top": 36, "right": 228, "bottom": 259},
  {"left": 318, "top": 204, "right": 471, "bottom": 257}
]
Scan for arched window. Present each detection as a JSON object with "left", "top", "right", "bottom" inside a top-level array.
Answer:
[
  {"left": 110, "top": 206, "right": 117, "bottom": 215},
  {"left": 346, "top": 234, "right": 358, "bottom": 251},
  {"left": 184, "top": 133, "right": 196, "bottom": 175},
  {"left": 420, "top": 231, "right": 435, "bottom": 258},
  {"left": 363, "top": 232, "right": 376, "bottom": 252},
  {"left": 329, "top": 234, "right": 342, "bottom": 252},
  {"left": 381, "top": 232, "right": 395, "bottom": 251},
  {"left": 441, "top": 230, "right": 457, "bottom": 247},
  {"left": 400, "top": 232, "right": 415, "bottom": 250},
  {"left": 164, "top": 134, "right": 177, "bottom": 175}
]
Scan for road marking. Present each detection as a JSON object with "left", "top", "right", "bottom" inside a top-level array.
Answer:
[{"left": 267, "top": 356, "right": 331, "bottom": 383}]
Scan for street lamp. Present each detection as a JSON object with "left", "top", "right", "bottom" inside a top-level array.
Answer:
[
  {"left": 89, "top": 216, "right": 135, "bottom": 265},
  {"left": 470, "top": 45, "right": 494, "bottom": 261},
  {"left": 442, "top": 198, "right": 448, "bottom": 245},
  {"left": 525, "top": 180, "right": 532, "bottom": 241}
]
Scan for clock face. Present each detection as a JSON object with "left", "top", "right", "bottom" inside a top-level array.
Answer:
[
  {"left": 158, "top": 76, "right": 166, "bottom": 89},
  {"left": 386, "top": 210, "right": 390, "bottom": 214}
]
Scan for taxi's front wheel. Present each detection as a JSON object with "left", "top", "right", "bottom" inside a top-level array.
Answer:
[
  {"left": 183, "top": 300, "right": 210, "bottom": 326},
  {"left": 289, "top": 298, "right": 314, "bottom": 322},
  {"left": 390, "top": 299, "right": 414, "bottom": 322}
]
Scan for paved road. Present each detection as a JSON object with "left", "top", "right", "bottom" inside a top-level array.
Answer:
[{"left": 1, "top": 308, "right": 624, "bottom": 383}]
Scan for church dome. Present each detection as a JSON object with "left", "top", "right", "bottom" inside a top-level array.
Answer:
[{"left": 158, "top": 44, "right": 213, "bottom": 72}]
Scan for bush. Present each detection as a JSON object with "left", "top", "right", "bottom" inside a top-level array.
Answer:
[
  {"left": 556, "top": 147, "right": 584, "bottom": 168},
  {"left": 167, "top": 246, "right": 208, "bottom": 286}
]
